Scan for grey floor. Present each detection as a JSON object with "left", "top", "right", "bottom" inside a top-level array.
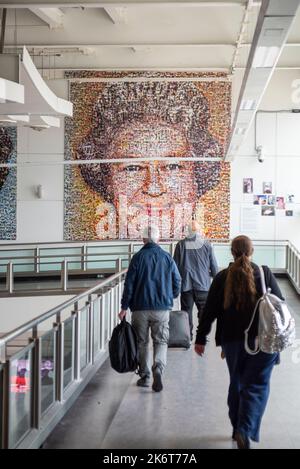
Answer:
[{"left": 44, "top": 279, "right": 300, "bottom": 449}]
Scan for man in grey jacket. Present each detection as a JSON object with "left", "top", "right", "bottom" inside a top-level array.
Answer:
[{"left": 174, "top": 221, "right": 218, "bottom": 341}]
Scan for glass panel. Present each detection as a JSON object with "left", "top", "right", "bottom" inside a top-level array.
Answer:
[
  {"left": 41, "top": 331, "right": 56, "bottom": 416},
  {"left": 9, "top": 348, "right": 32, "bottom": 448},
  {"left": 93, "top": 298, "right": 100, "bottom": 355},
  {"left": 39, "top": 248, "right": 82, "bottom": 272},
  {"left": 213, "top": 244, "right": 232, "bottom": 269},
  {"left": 252, "top": 246, "right": 276, "bottom": 268},
  {"left": 87, "top": 245, "right": 128, "bottom": 255},
  {"left": 274, "top": 246, "right": 286, "bottom": 269},
  {"left": 0, "top": 250, "right": 35, "bottom": 274},
  {"left": 213, "top": 243, "right": 287, "bottom": 270},
  {"left": 87, "top": 245, "right": 128, "bottom": 271},
  {"left": 80, "top": 307, "right": 88, "bottom": 371},
  {"left": 133, "top": 244, "right": 143, "bottom": 253},
  {"left": 63, "top": 320, "right": 74, "bottom": 390},
  {"left": 0, "top": 364, "right": 3, "bottom": 449}
]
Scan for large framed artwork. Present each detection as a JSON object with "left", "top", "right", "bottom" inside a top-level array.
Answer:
[{"left": 65, "top": 72, "right": 231, "bottom": 240}]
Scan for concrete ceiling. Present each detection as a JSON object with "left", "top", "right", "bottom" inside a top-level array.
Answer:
[
  {"left": 0, "top": 2, "right": 260, "bottom": 71},
  {"left": 1, "top": 2, "right": 299, "bottom": 71}
]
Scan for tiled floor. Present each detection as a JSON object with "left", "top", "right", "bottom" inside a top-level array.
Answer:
[{"left": 44, "top": 279, "right": 300, "bottom": 449}]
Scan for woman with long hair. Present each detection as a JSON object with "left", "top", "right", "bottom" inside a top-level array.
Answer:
[{"left": 194, "top": 235, "right": 283, "bottom": 449}]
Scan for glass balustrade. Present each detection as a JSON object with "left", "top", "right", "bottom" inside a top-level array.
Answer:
[
  {"left": 80, "top": 307, "right": 89, "bottom": 371},
  {"left": 41, "top": 330, "right": 56, "bottom": 416},
  {"left": 8, "top": 345, "right": 33, "bottom": 448},
  {"left": 63, "top": 318, "right": 74, "bottom": 391}
]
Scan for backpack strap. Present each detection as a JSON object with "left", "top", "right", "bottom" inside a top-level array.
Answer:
[
  {"left": 259, "top": 265, "right": 267, "bottom": 295},
  {"left": 244, "top": 297, "right": 261, "bottom": 355}
]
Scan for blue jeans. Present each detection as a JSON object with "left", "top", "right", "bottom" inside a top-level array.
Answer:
[{"left": 222, "top": 341, "right": 279, "bottom": 442}]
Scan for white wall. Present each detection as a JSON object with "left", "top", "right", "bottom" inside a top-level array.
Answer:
[
  {"left": 230, "top": 70, "right": 300, "bottom": 250},
  {"left": 15, "top": 79, "right": 67, "bottom": 243}
]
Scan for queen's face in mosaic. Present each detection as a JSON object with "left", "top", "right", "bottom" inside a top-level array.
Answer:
[
  {"left": 76, "top": 81, "right": 223, "bottom": 238},
  {"left": 108, "top": 119, "right": 198, "bottom": 210}
]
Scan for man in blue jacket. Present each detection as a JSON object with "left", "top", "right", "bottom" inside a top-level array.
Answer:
[{"left": 119, "top": 226, "right": 181, "bottom": 392}]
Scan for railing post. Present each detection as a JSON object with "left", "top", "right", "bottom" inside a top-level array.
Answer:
[
  {"left": 129, "top": 243, "right": 134, "bottom": 262},
  {"left": 285, "top": 244, "right": 289, "bottom": 271},
  {"left": 81, "top": 245, "right": 87, "bottom": 272},
  {"left": 0, "top": 342, "right": 5, "bottom": 364},
  {"left": 115, "top": 257, "right": 122, "bottom": 273},
  {"left": 61, "top": 260, "right": 68, "bottom": 292},
  {"left": 73, "top": 302, "right": 80, "bottom": 381},
  {"left": 55, "top": 312, "right": 64, "bottom": 402},
  {"left": 34, "top": 247, "right": 40, "bottom": 274},
  {"left": 88, "top": 294, "right": 93, "bottom": 364},
  {"left": 99, "top": 294, "right": 105, "bottom": 351},
  {"left": 2, "top": 362, "right": 10, "bottom": 449},
  {"left": 31, "top": 326, "right": 41, "bottom": 430},
  {"left": 6, "top": 262, "right": 13, "bottom": 294}
]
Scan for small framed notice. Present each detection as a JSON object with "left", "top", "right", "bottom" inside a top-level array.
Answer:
[{"left": 240, "top": 206, "right": 260, "bottom": 235}]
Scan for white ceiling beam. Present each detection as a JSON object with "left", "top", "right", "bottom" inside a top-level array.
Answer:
[
  {"left": 29, "top": 7, "right": 64, "bottom": 29},
  {"left": 4, "top": 43, "right": 237, "bottom": 49},
  {"left": 0, "top": 1, "right": 261, "bottom": 8},
  {"left": 3, "top": 42, "right": 300, "bottom": 50},
  {"left": 104, "top": 7, "right": 127, "bottom": 24}
]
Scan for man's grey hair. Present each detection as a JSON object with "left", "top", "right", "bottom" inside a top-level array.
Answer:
[{"left": 143, "top": 225, "right": 160, "bottom": 243}]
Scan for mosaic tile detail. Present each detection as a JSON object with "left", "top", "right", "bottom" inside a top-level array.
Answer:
[
  {"left": 0, "top": 127, "right": 17, "bottom": 240},
  {"left": 65, "top": 74, "right": 231, "bottom": 240}
]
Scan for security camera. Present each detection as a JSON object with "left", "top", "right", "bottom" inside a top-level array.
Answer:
[{"left": 256, "top": 145, "right": 265, "bottom": 163}]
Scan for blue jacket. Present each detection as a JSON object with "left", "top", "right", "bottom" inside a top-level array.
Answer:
[{"left": 121, "top": 242, "right": 181, "bottom": 312}]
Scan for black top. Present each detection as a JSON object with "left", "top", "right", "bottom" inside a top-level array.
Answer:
[{"left": 195, "top": 263, "right": 284, "bottom": 346}]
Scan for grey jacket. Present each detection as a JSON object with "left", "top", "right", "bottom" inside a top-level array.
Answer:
[{"left": 174, "top": 235, "right": 218, "bottom": 292}]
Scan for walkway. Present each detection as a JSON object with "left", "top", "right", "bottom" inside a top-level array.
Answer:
[{"left": 44, "top": 279, "right": 300, "bottom": 449}]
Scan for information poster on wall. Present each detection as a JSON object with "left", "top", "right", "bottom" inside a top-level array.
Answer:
[{"left": 240, "top": 206, "right": 260, "bottom": 235}]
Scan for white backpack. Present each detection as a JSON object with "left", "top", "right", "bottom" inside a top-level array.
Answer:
[{"left": 245, "top": 266, "right": 296, "bottom": 355}]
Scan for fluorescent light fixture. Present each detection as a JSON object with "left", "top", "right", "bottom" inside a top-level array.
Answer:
[
  {"left": 240, "top": 99, "right": 256, "bottom": 111},
  {"left": 252, "top": 46, "right": 280, "bottom": 68}
]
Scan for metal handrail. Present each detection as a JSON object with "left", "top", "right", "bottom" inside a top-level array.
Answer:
[
  {"left": 0, "top": 263, "right": 127, "bottom": 449},
  {"left": 0, "top": 269, "right": 127, "bottom": 349},
  {"left": 0, "top": 251, "right": 132, "bottom": 262},
  {"left": 0, "top": 257, "right": 129, "bottom": 268}
]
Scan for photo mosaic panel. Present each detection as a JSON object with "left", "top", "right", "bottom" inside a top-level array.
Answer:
[
  {"left": 0, "top": 127, "right": 17, "bottom": 240},
  {"left": 65, "top": 72, "right": 231, "bottom": 240}
]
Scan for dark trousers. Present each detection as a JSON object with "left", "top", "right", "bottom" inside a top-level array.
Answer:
[
  {"left": 223, "top": 341, "right": 279, "bottom": 442},
  {"left": 180, "top": 290, "right": 208, "bottom": 340}
]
